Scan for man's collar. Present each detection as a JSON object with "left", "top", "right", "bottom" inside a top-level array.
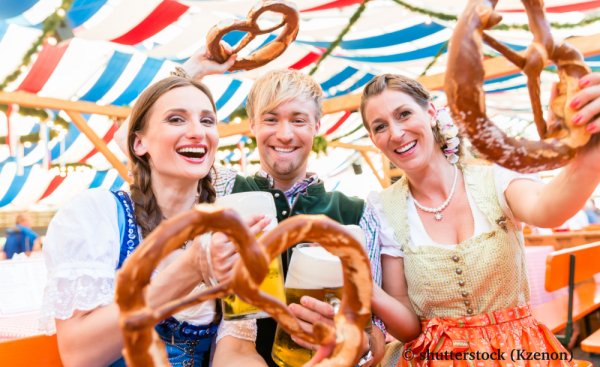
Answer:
[{"left": 256, "top": 169, "right": 319, "bottom": 194}]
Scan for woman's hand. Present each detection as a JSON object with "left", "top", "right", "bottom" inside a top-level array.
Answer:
[
  {"left": 200, "top": 214, "right": 271, "bottom": 284},
  {"left": 182, "top": 45, "right": 236, "bottom": 81},
  {"left": 570, "top": 72, "right": 600, "bottom": 171},
  {"left": 571, "top": 72, "right": 600, "bottom": 133}
]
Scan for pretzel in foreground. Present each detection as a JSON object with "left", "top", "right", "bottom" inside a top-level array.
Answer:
[
  {"left": 445, "top": 0, "right": 591, "bottom": 173},
  {"left": 206, "top": 0, "right": 299, "bottom": 71},
  {"left": 115, "top": 206, "right": 372, "bottom": 367}
]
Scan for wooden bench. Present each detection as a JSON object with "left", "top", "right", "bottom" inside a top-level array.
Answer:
[
  {"left": 525, "top": 230, "right": 600, "bottom": 250},
  {"left": 581, "top": 328, "right": 600, "bottom": 354},
  {"left": 532, "top": 241, "right": 600, "bottom": 348},
  {"left": 0, "top": 334, "right": 63, "bottom": 366}
]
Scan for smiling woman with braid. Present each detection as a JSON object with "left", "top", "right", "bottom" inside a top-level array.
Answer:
[{"left": 40, "top": 76, "right": 270, "bottom": 367}]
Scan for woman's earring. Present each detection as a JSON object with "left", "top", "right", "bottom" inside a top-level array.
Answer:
[{"left": 431, "top": 118, "right": 437, "bottom": 128}]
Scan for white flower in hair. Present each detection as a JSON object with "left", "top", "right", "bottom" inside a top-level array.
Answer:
[{"left": 436, "top": 108, "right": 460, "bottom": 163}]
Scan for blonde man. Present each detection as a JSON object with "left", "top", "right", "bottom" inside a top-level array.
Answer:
[{"left": 191, "top": 67, "right": 388, "bottom": 366}]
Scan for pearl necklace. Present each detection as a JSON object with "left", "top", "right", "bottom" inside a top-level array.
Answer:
[{"left": 412, "top": 165, "right": 458, "bottom": 221}]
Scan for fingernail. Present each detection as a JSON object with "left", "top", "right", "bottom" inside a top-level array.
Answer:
[
  {"left": 572, "top": 114, "right": 583, "bottom": 125},
  {"left": 570, "top": 98, "right": 580, "bottom": 109},
  {"left": 586, "top": 123, "right": 596, "bottom": 132},
  {"left": 580, "top": 78, "right": 591, "bottom": 87}
]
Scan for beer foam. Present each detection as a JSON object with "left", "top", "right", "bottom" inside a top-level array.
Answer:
[
  {"left": 215, "top": 192, "right": 277, "bottom": 226},
  {"left": 285, "top": 246, "right": 343, "bottom": 289}
]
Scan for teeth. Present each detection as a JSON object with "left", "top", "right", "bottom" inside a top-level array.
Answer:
[
  {"left": 177, "top": 147, "right": 206, "bottom": 154},
  {"left": 395, "top": 141, "right": 416, "bottom": 154},
  {"left": 273, "top": 147, "right": 295, "bottom": 153}
]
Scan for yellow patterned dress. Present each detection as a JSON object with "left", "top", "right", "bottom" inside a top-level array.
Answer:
[{"left": 377, "top": 165, "right": 572, "bottom": 367}]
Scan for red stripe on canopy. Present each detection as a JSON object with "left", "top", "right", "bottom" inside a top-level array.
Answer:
[
  {"left": 301, "top": 0, "right": 363, "bottom": 12},
  {"left": 17, "top": 42, "right": 69, "bottom": 93},
  {"left": 288, "top": 51, "right": 322, "bottom": 69},
  {"left": 38, "top": 175, "right": 66, "bottom": 201},
  {"left": 111, "top": 0, "right": 189, "bottom": 45},
  {"left": 325, "top": 111, "right": 351, "bottom": 135},
  {"left": 500, "top": 0, "right": 600, "bottom": 12},
  {"left": 79, "top": 122, "right": 119, "bottom": 162}
]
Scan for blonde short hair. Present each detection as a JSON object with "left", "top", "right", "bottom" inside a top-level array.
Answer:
[{"left": 246, "top": 69, "right": 323, "bottom": 122}]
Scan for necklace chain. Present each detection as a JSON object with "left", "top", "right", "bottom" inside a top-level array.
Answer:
[{"left": 412, "top": 165, "right": 458, "bottom": 221}]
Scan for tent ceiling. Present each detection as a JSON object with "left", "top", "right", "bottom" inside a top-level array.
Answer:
[{"left": 0, "top": 0, "right": 599, "bottom": 209}]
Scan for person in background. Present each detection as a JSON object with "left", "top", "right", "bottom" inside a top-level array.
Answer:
[
  {"left": 1, "top": 213, "right": 41, "bottom": 260},
  {"left": 584, "top": 199, "right": 600, "bottom": 224}
]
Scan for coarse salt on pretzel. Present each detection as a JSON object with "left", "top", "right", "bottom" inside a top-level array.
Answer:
[{"left": 444, "top": 0, "right": 591, "bottom": 173}]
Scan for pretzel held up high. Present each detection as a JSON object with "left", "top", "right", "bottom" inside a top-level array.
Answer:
[
  {"left": 115, "top": 206, "right": 372, "bottom": 367},
  {"left": 445, "top": 0, "right": 591, "bottom": 173},
  {"left": 206, "top": 0, "right": 300, "bottom": 71}
]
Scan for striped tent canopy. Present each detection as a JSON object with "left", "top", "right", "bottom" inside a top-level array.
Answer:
[{"left": 1, "top": 0, "right": 599, "bottom": 209}]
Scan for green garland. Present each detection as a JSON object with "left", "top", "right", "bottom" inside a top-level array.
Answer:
[
  {"left": 0, "top": 104, "right": 69, "bottom": 129},
  {"left": 0, "top": 104, "right": 70, "bottom": 146},
  {"left": 50, "top": 162, "right": 91, "bottom": 169},
  {"left": 0, "top": 130, "right": 59, "bottom": 145},
  {"left": 0, "top": 0, "right": 73, "bottom": 91},
  {"left": 390, "top": 0, "right": 600, "bottom": 30},
  {"left": 50, "top": 162, "right": 93, "bottom": 176},
  {"left": 309, "top": 0, "right": 372, "bottom": 76},
  {"left": 420, "top": 41, "right": 448, "bottom": 76},
  {"left": 312, "top": 134, "right": 328, "bottom": 155},
  {"left": 0, "top": 0, "right": 73, "bottom": 147}
]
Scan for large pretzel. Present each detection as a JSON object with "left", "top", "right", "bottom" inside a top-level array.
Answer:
[
  {"left": 444, "top": 0, "right": 591, "bottom": 173},
  {"left": 206, "top": 0, "right": 299, "bottom": 71},
  {"left": 115, "top": 206, "right": 372, "bottom": 367}
]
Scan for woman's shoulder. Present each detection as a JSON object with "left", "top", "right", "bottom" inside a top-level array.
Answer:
[
  {"left": 69, "top": 187, "right": 121, "bottom": 204},
  {"left": 48, "top": 188, "right": 120, "bottom": 234}
]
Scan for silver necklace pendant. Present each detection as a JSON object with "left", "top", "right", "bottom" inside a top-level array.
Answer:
[{"left": 434, "top": 212, "right": 443, "bottom": 221}]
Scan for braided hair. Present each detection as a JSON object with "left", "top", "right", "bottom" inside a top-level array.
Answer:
[{"left": 126, "top": 76, "right": 217, "bottom": 237}]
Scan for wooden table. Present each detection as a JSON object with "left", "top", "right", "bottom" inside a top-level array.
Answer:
[{"left": 525, "top": 230, "right": 600, "bottom": 250}]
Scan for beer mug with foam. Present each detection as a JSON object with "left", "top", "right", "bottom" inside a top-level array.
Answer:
[
  {"left": 214, "top": 191, "right": 286, "bottom": 320},
  {"left": 271, "top": 225, "right": 366, "bottom": 367}
]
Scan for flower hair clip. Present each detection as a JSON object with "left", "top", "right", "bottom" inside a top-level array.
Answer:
[{"left": 436, "top": 108, "right": 460, "bottom": 164}]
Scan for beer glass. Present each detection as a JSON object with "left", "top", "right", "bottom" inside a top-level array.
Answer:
[
  {"left": 214, "top": 191, "right": 286, "bottom": 320},
  {"left": 271, "top": 225, "right": 366, "bottom": 367},
  {"left": 268, "top": 249, "right": 336, "bottom": 365}
]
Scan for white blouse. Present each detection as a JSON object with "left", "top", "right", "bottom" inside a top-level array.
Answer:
[
  {"left": 368, "top": 165, "right": 539, "bottom": 257},
  {"left": 40, "top": 186, "right": 256, "bottom": 343}
]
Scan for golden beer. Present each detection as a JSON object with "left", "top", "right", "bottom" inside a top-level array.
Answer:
[
  {"left": 222, "top": 255, "right": 286, "bottom": 320},
  {"left": 272, "top": 287, "right": 342, "bottom": 367},
  {"left": 215, "top": 192, "right": 286, "bottom": 320},
  {"left": 271, "top": 245, "right": 345, "bottom": 367}
]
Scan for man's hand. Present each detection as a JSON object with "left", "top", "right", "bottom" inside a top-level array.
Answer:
[
  {"left": 289, "top": 296, "right": 336, "bottom": 350},
  {"left": 289, "top": 296, "right": 372, "bottom": 362}
]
